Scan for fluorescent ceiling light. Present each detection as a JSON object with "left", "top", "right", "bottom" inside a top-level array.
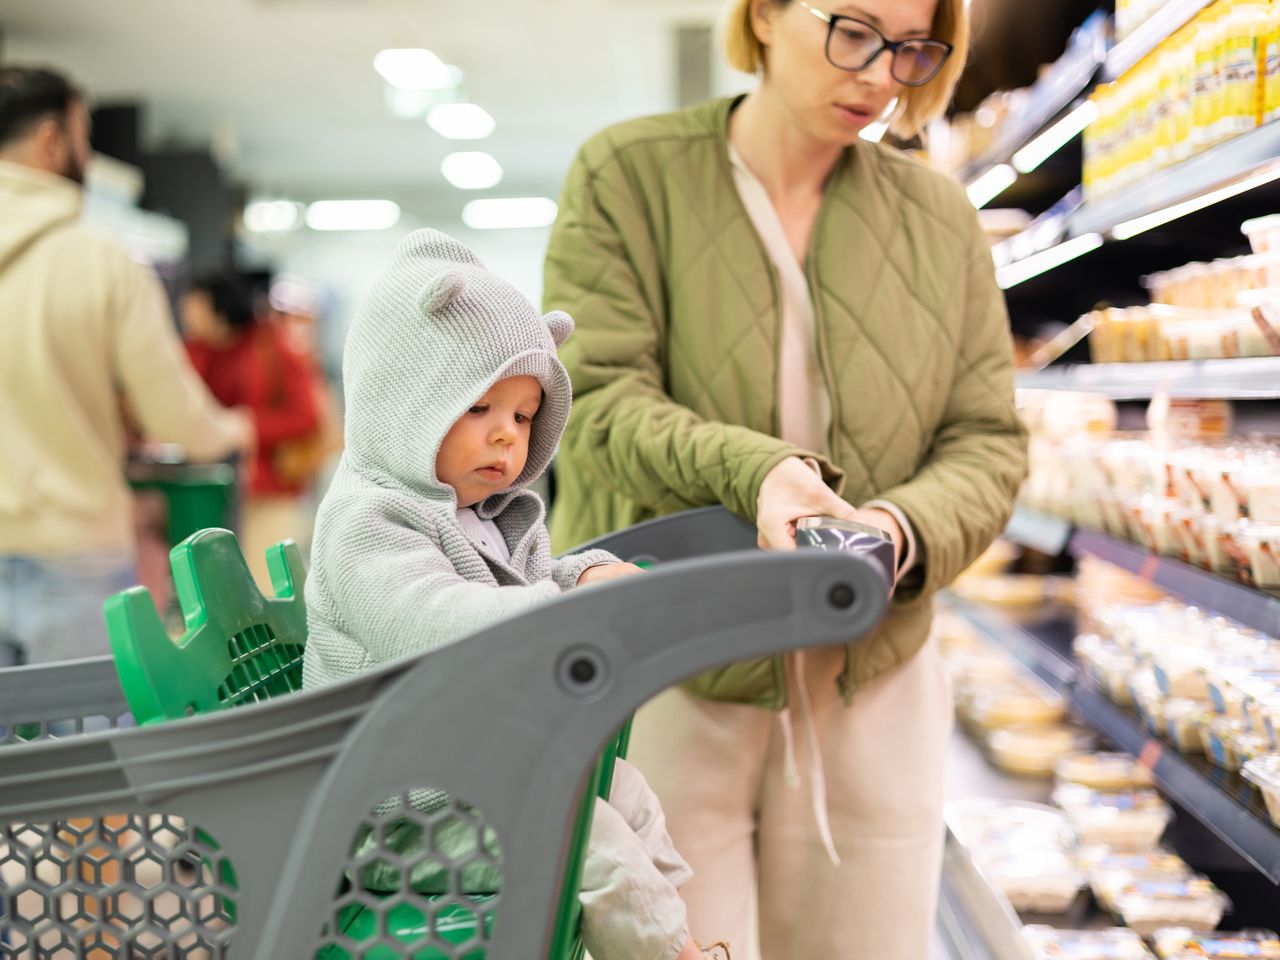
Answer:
[
  {"left": 442, "top": 152, "right": 503, "bottom": 190},
  {"left": 1012, "top": 101, "right": 1098, "bottom": 174},
  {"left": 243, "top": 200, "right": 303, "bottom": 233},
  {"left": 373, "top": 48, "right": 460, "bottom": 91},
  {"left": 967, "top": 163, "right": 1017, "bottom": 208},
  {"left": 996, "top": 232, "right": 1103, "bottom": 289},
  {"left": 462, "top": 197, "right": 557, "bottom": 230},
  {"left": 305, "top": 200, "right": 401, "bottom": 231},
  {"left": 1111, "top": 163, "right": 1280, "bottom": 240},
  {"left": 427, "top": 103, "right": 495, "bottom": 140}
]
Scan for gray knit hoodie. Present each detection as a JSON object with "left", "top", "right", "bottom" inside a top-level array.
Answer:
[{"left": 302, "top": 229, "right": 616, "bottom": 688}]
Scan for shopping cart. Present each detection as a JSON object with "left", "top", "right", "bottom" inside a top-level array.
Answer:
[{"left": 0, "top": 506, "right": 891, "bottom": 959}]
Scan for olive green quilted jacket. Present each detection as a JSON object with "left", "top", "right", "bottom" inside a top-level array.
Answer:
[{"left": 545, "top": 97, "right": 1028, "bottom": 705}]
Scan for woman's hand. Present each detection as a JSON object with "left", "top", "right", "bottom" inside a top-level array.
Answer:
[
  {"left": 755, "top": 456, "right": 859, "bottom": 551},
  {"left": 577, "top": 562, "right": 645, "bottom": 587}
]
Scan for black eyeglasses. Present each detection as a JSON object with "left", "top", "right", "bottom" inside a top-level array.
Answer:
[{"left": 796, "top": 2, "right": 953, "bottom": 87}]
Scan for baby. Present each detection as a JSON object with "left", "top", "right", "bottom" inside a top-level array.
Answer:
[{"left": 302, "top": 229, "right": 726, "bottom": 960}]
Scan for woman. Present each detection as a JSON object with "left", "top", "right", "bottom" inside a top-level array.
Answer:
[
  {"left": 543, "top": 0, "right": 1028, "bottom": 957},
  {"left": 181, "top": 271, "right": 323, "bottom": 590}
]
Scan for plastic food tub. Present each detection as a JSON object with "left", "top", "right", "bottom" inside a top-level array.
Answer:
[
  {"left": 1053, "top": 784, "right": 1173, "bottom": 851},
  {"left": 989, "top": 726, "right": 1094, "bottom": 778},
  {"left": 1082, "top": 847, "right": 1191, "bottom": 911},
  {"left": 1154, "top": 927, "right": 1280, "bottom": 959},
  {"left": 1055, "top": 752, "right": 1155, "bottom": 791},
  {"left": 1022, "top": 925, "right": 1154, "bottom": 959},
  {"left": 1114, "top": 876, "right": 1231, "bottom": 936},
  {"left": 1242, "top": 213, "right": 1280, "bottom": 254},
  {"left": 1242, "top": 754, "right": 1280, "bottom": 827}
]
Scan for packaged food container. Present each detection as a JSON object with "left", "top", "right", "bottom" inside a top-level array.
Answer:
[
  {"left": 1241, "top": 754, "right": 1280, "bottom": 827},
  {"left": 968, "top": 685, "right": 1068, "bottom": 730},
  {"left": 1153, "top": 652, "right": 1214, "bottom": 701},
  {"left": 1154, "top": 927, "right": 1280, "bottom": 959},
  {"left": 1135, "top": 686, "right": 1169, "bottom": 738},
  {"left": 1243, "top": 213, "right": 1280, "bottom": 254},
  {"left": 1164, "top": 699, "right": 1209, "bottom": 754},
  {"left": 1237, "top": 525, "right": 1280, "bottom": 590},
  {"left": 1114, "top": 875, "right": 1231, "bottom": 936},
  {"left": 1200, "top": 717, "right": 1248, "bottom": 770},
  {"left": 990, "top": 726, "right": 1094, "bottom": 778},
  {"left": 1197, "top": 515, "right": 1237, "bottom": 575},
  {"left": 1053, "top": 785, "right": 1173, "bottom": 851},
  {"left": 1245, "top": 461, "right": 1280, "bottom": 526},
  {"left": 982, "top": 851, "right": 1088, "bottom": 914},
  {"left": 1056, "top": 752, "right": 1155, "bottom": 791},
  {"left": 1082, "top": 847, "right": 1192, "bottom": 911},
  {"left": 1098, "top": 651, "right": 1142, "bottom": 706},
  {"left": 947, "top": 799, "right": 1075, "bottom": 851},
  {"left": 1023, "top": 925, "right": 1155, "bottom": 959}
]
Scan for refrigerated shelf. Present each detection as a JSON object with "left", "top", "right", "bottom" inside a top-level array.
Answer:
[{"left": 1015, "top": 357, "right": 1280, "bottom": 401}]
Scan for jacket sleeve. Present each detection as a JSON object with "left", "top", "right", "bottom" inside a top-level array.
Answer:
[
  {"left": 254, "top": 338, "right": 322, "bottom": 447},
  {"left": 868, "top": 216, "right": 1029, "bottom": 601},
  {"left": 544, "top": 150, "right": 844, "bottom": 521},
  {"left": 325, "top": 505, "right": 562, "bottom": 664},
  {"left": 551, "top": 548, "right": 620, "bottom": 592},
  {"left": 111, "top": 253, "right": 244, "bottom": 460}
]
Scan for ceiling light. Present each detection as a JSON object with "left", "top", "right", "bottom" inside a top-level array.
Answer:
[
  {"left": 996, "top": 233, "right": 1103, "bottom": 289},
  {"left": 967, "top": 163, "right": 1017, "bottom": 208},
  {"left": 373, "top": 48, "right": 460, "bottom": 91},
  {"left": 1012, "top": 101, "right": 1098, "bottom": 174},
  {"left": 243, "top": 200, "right": 303, "bottom": 233},
  {"left": 305, "top": 200, "right": 401, "bottom": 232},
  {"left": 1110, "top": 163, "right": 1280, "bottom": 240},
  {"left": 428, "top": 103, "right": 496, "bottom": 140},
  {"left": 442, "top": 152, "right": 503, "bottom": 190},
  {"left": 461, "top": 197, "right": 557, "bottom": 230}
]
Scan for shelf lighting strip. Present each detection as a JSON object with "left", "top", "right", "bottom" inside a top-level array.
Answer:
[
  {"left": 1110, "top": 160, "right": 1280, "bottom": 239},
  {"left": 995, "top": 232, "right": 1103, "bottom": 289}
]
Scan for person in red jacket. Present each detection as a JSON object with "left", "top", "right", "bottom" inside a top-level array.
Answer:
[{"left": 181, "top": 271, "right": 323, "bottom": 589}]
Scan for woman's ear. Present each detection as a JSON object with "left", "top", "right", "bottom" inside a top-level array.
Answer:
[
  {"left": 419, "top": 272, "right": 467, "bottom": 315},
  {"left": 750, "top": 0, "right": 777, "bottom": 47}
]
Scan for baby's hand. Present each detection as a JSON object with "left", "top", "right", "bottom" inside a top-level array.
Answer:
[{"left": 577, "top": 562, "right": 644, "bottom": 587}]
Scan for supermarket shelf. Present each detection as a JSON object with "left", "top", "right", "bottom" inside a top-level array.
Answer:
[
  {"left": 1103, "top": 0, "right": 1217, "bottom": 80},
  {"left": 1004, "top": 505, "right": 1074, "bottom": 555},
  {"left": 1070, "top": 681, "right": 1280, "bottom": 883},
  {"left": 938, "top": 828, "right": 1035, "bottom": 960},
  {"left": 1070, "top": 121, "right": 1280, "bottom": 239},
  {"left": 945, "top": 595, "right": 1078, "bottom": 694},
  {"left": 958, "top": 14, "right": 1106, "bottom": 185},
  {"left": 1069, "top": 529, "right": 1280, "bottom": 638},
  {"left": 1016, "top": 357, "right": 1280, "bottom": 400}
]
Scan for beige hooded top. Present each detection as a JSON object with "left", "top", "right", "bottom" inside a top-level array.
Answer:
[{"left": 0, "top": 160, "right": 244, "bottom": 556}]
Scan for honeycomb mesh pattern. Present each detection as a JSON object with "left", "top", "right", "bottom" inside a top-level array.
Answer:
[
  {"left": 0, "top": 815, "right": 236, "bottom": 959},
  {"left": 216, "top": 624, "right": 304, "bottom": 708},
  {"left": 316, "top": 790, "right": 503, "bottom": 960}
]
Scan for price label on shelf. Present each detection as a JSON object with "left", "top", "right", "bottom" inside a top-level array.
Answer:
[{"left": 1139, "top": 739, "right": 1164, "bottom": 771}]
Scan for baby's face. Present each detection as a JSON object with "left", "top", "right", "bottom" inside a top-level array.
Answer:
[{"left": 436, "top": 375, "right": 542, "bottom": 508}]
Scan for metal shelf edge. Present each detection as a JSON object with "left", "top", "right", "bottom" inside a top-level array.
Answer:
[
  {"left": 1069, "top": 121, "right": 1280, "bottom": 239},
  {"left": 1070, "top": 683, "right": 1280, "bottom": 883},
  {"left": 1069, "top": 529, "right": 1280, "bottom": 638},
  {"left": 939, "top": 828, "right": 1036, "bottom": 960},
  {"left": 944, "top": 595, "right": 1077, "bottom": 694},
  {"left": 1016, "top": 357, "right": 1280, "bottom": 400}
]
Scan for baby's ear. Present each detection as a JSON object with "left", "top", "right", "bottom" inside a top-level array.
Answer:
[
  {"left": 545, "top": 310, "right": 574, "bottom": 348},
  {"left": 419, "top": 272, "right": 467, "bottom": 315}
]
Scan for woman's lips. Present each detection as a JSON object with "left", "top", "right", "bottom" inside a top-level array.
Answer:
[{"left": 836, "top": 104, "right": 873, "bottom": 124}]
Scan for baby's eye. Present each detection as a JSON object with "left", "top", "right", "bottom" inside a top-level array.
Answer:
[
  {"left": 514, "top": 413, "right": 533, "bottom": 425},
  {"left": 469, "top": 404, "right": 489, "bottom": 415}
]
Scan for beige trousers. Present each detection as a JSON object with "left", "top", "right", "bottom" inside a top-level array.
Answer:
[
  {"left": 626, "top": 635, "right": 953, "bottom": 960},
  {"left": 241, "top": 495, "right": 307, "bottom": 594}
]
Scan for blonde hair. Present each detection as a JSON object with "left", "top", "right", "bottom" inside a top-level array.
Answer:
[{"left": 721, "top": 0, "right": 969, "bottom": 139}]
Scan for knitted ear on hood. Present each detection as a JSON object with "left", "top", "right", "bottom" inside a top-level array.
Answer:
[
  {"left": 419, "top": 272, "right": 467, "bottom": 314},
  {"left": 545, "top": 310, "right": 574, "bottom": 348}
]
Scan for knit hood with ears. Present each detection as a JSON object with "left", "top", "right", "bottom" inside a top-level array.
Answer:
[{"left": 341, "top": 228, "right": 574, "bottom": 515}]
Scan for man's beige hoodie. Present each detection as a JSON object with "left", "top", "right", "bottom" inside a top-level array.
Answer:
[{"left": 0, "top": 159, "right": 243, "bottom": 556}]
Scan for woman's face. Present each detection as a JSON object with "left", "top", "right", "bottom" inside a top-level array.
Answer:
[
  {"left": 753, "top": 0, "right": 939, "bottom": 147},
  {"left": 180, "top": 290, "right": 232, "bottom": 345}
]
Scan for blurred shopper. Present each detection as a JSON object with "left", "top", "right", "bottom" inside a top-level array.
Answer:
[
  {"left": 544, "top": 0, "right": 1028, "bottom": 956},
  {"left": 0, "top": 65, "right": 253, "bottom": 665},
  {"left": 181, "top": 271, "right": 326, "bottom": 590}
]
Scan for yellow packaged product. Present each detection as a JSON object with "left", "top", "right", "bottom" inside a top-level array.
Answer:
[
  {"left": 1267, "top": 1, "right": 1280, "bottom": 123},
  {"left": 968, "top": 684, "right": 1067, "bottom": 730}
]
